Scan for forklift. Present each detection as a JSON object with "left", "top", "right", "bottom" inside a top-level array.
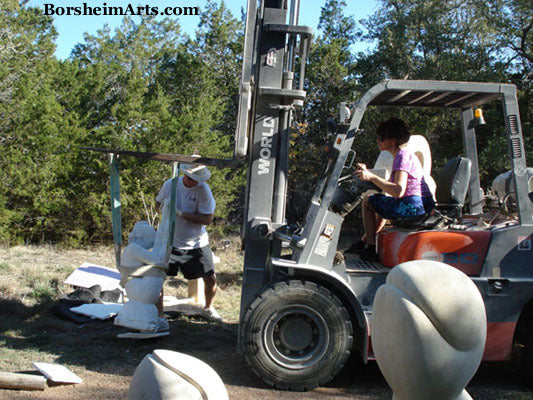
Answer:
[{"left": 235, "top": 0, "right": 533, "bottom": 392}]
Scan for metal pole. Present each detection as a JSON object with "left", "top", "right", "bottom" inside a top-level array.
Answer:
[
  {"left": 273, "top": 0, "right": 299, "bottom": 223},
  {"left": 166, "top": 162, "right": 179, "bottom": 263},
  {"left": 286, "top": 0, "right": 300, "bottom": 72},
  {"left": 272, "top": 110, "right": 290, "bottom": 225},
  {"left": 272, "top": 73, "right": 294, "bottom": 225},
  {"left": 289, "top": 0, "right": 300, "bottom": 24},
  {"left": 108, "top": 153, "right": 122, "bottom": 268},
  {"left": 461, "top": 108, "right": 483, "bottom": 215}
]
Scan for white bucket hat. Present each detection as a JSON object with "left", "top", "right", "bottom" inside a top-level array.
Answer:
[{"left": 181, "top": 163, "right": 211, "bottom": 182}]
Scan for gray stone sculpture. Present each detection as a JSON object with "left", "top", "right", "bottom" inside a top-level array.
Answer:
[
  {"left": 372, "top": 260, "right": 487, "bottom": 400},
  {"left": 128, "top": 349, "right": 229, "bottom": 400}
]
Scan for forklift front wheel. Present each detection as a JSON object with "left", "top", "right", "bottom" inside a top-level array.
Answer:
[{"left": 241, "top": 280, "right": 353, "bottom": 391}]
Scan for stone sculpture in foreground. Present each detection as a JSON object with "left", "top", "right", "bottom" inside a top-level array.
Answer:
[
  {"left": 372, "top": 260, "right": 487, "bottom": 400},
  {"left": 128, "top": 349, "right": 229, "bottom": 400}
]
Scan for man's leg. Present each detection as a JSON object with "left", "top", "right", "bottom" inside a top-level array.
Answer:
[
  {"left": 159, "top": 249, "right": 181, "bottom": 318},
  {"left": 185, "top": 247, "right": 221, "bottom": 321},
  {"left": 203, "top": 272, "right": 217, "bottom": 309},
  {"left": 156, "top": 288, "right": 165, "bottom": 318}
]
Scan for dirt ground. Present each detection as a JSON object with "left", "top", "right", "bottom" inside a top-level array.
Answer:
[
  {"left": 1, "top": 318, "right": 532, "bottom": 400},
  {"left": 1, "top": 246, "right": 533, "bottom": 399}
]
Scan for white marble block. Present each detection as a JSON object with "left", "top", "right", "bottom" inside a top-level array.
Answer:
[{"left": 115, "top": 212, "right": 169, "bottom": 333}]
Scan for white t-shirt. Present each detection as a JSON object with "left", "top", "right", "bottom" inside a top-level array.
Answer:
[{"left": 156, "top": 177, "right": 216, "bottom": 249}]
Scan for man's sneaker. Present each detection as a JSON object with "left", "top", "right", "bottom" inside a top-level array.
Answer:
[{"left": 202, "top": 307, "right": 223, "bottom": 322}]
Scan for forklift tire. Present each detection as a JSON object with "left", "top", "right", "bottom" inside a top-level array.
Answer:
[{"left": 241, "top": 280, "right": 353, "bottom": 391}]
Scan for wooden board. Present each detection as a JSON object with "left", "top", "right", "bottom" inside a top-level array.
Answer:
[
  {"left": 0, "top": 371, "right": 47, "bottom": 391},
  {"left": 81, "top": 147, "right": 242, "bottom": 168}
]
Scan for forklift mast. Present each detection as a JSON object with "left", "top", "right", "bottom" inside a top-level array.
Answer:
[{"left": 237, "top": 0, "right": 312, "bottom": 315}]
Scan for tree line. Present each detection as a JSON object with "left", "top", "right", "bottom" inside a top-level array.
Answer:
[{"left": 0, "top": 0, "right": 531, "bottom": 246}]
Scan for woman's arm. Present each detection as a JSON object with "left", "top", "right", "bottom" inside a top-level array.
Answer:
[{"left": 355, "top": 164, "right": 408, "bottom": 198}]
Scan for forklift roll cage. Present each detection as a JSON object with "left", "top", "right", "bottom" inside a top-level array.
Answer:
[{"left": 239, "top": 75, "right": 532, "bottom": 356}]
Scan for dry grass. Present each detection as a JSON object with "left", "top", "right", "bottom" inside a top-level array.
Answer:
[
  {"left": 0, "top": 245, "right": 114, "bottom": 307},
  {"left": 0, "top": 242, "right": 248, "bottom": 398},
  {"left": 0, "top": 241, "right": 243, "bottom": 323}
]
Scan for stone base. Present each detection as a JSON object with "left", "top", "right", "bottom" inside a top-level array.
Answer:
[{"left": 114, "top": 300, "right": 160, "bottom": 332}]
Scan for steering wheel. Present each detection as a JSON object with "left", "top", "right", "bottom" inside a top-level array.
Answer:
[
  {"left": 350, "top": 176, "right": 382, "bottom": 194},
  {"left": 332, "top": 175, "right": 382, "bottom": 217}
]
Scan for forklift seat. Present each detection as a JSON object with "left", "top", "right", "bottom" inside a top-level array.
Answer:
[
  {"left": 434, "top": 156, "right": 472, "bottom": 219},
  {"left": 391, "top": 157, "right": 471, "bottom": 228}
]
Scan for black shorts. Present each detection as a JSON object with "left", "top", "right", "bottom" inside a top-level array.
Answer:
[{"left": 167, "top": 246, "right": 215, "bottom": 280}]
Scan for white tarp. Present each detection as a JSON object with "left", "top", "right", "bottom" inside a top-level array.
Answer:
[
  {"left": 70, "top": 303, "right": 123, "bottom": 320},
  {"left": 64, "top": 262, "right": 121, "bottom": 291}
]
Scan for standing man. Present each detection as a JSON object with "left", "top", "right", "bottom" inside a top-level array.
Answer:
[{"left": 155, "top": 162, "right": 221, "bottom": 322}]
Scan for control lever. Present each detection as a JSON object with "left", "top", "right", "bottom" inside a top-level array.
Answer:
[
  {"left": 345, "top": 150, "right": 356, "bottom": 169},
  {"left": 272, "top": 226, "right": 306, "bottom": 249}
]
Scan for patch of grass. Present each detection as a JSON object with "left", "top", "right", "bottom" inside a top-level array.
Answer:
[
  {"left": 1, "top": 329, "right": 21, "bottom": 339},
  {"left": 0, "top": 344, "right": 57, "bottom": 371},
  {"left": 53, "top": 264, "right": 76, "bottom": 275},
  {"left": 26, "top": 331, "right": 53, "bottom": 346},
  {"left": 0, "top": 262, "right": 10, "bottom": 272},
  {"left": 28, "top": 277, "right": 60, "bottom": 301},
  {"left": 0, "top": 281, "right": 17, "bottom": 299},
  {"left": 30, "top": 284, "right": 56, "bottom": 301}
]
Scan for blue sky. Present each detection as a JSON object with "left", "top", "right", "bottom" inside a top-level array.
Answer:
[{"left": 27, "top": 0, "right": 378, "bottom": 60}]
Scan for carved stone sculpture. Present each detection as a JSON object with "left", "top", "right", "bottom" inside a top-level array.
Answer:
[
  {"left": 114, "top": 200, "right": 171, "bottom": 333},
  {"left": 372, "top": 260, "right": 487, "bottom": 400},
  {"left": 128, "top": 349, "right": 229, "bottom": 400}
]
